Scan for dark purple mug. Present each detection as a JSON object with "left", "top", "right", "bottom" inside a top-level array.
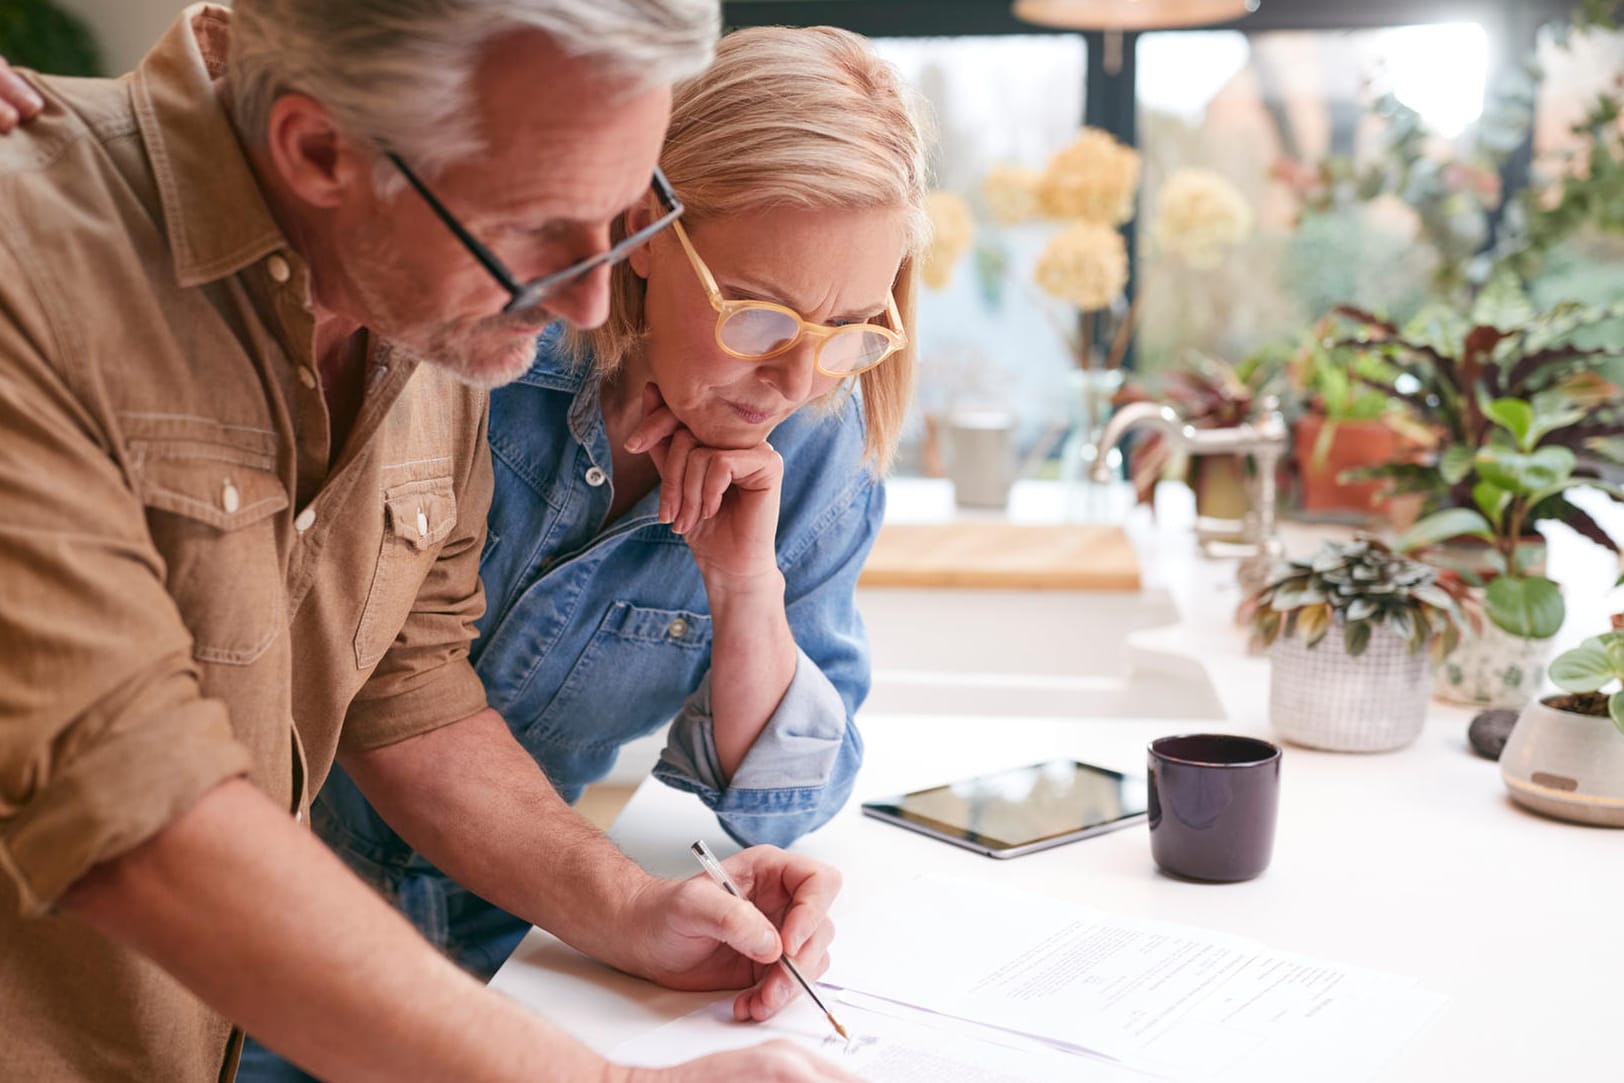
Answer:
[{"left": 1148, "top": 734, "right": 1281, "bottom": 883}]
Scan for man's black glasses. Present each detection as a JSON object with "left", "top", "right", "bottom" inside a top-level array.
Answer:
[{"left": 386, "top": 152, "right": 684, "bottom": 315}]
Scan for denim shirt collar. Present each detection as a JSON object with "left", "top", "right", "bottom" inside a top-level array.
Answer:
[
  {"left": 512, "top": 326, "right": 589, "bottom": 393},
  {"left": 512, "top": 327, "right": 609, "bottom": 458}
]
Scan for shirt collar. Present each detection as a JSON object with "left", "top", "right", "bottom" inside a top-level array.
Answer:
[
  {"left": 512, "top": 325, "right": 592, "bottom": 392},
  {"left": 130, "top": 4, "right": 288, "bottom": 289}
]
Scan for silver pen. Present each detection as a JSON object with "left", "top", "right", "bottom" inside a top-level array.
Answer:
[{"left": 689, "top": 839, "right": 850, "bottom": 1041}]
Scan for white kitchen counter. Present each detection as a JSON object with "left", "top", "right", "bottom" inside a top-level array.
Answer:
[{"left": 491, "top": 479, "right": 1624, "bottom": 1080}]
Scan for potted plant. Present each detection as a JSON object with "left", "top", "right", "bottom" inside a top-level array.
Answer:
[
  {"left": 1499, "top": 610, "right": 1624, "bottom": 827},
  {"left": 1245, "top": 537, "right": 1475, "bottom": 752},
  {"left": 1285, "top": 326, "right": 1414, "bottom": 521},
  {"left": 1334, "top": 277, "right": 1624, "bottom": 707}
]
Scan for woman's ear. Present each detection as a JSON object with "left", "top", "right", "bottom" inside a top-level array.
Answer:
[{"left": 625, "top": 195, "right": 659, "bottom": 279}]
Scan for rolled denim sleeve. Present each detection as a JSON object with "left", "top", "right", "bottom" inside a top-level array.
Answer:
[
  {"left": 653, "top": 462, "right": 881, "bottom": 848},
  {"left": 654, "top": 648, "right": 863, "bottom": 848}
]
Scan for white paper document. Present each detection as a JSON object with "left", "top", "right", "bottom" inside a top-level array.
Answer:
[
  {"left": 611, "top": 992, "right": 1158, "bottom": 1081},
  {"left": 823, "top": 876, "right": 1445, "bottom": 1082}
]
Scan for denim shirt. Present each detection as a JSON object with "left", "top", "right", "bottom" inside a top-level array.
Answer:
[{"left": 315, "top": 331, "right": 876, "bottom": 911}]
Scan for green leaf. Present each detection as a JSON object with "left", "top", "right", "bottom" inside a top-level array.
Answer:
[
  {"left": 1549, "top": 643, "right": 1615, "bottom": 693},
  {"left": 1473, "top": 480, "right": 1512, "bottom": 526},
  {"left": 1612, "top": 693, "right": 1624, "bottom": 739},
  {"left": 1343, "top": 619, "right": 1373, "bottom": 657},
  {"left": 1525, "top": 478, "right": 1590, "bottom": 510},
  {"left": 1469, "top": 270, "right": 1536, "bottom": 331},
  {"left": 1397, "top": 508, "right": 1494, "bottom": 551},
  {"left": 1606, "top": 635, "right": 1624, "bottom": 678},
  {"left": 1440, "top": 444, "right": 1476, "bottom": 485},
  {"left": 1524, "top": 390, "right": 1589, "bottom": 448},
  {"left": 1412, "top": 583, "right": 1458, "bottom": 610},
  {"left": 1484, "top": 575, "right": 1565, "bottom": 639},
  {"left": 1270, "top": 587, "right": 1327, "bottom": 611},
  {"left": 1474, "top": 446, "right": 1577, "bottom": 494},
  {"left": 1404, "top": 304, "right": 1469, "bottom": 358},
  {"left": 1484, "top": 398, "right": 1534, "bottom": 450},
  {"left": 1347, "top": 598, "right": 1378, "bottom": 622}
]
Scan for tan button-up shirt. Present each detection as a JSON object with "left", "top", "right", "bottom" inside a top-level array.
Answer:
[{"left": 0, "top": 7, "right": 492, "bottom": 1080}]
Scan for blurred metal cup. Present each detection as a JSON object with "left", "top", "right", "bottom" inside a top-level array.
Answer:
[{"left": 946, "top": 410, "right": 1015, "bottom": 509}]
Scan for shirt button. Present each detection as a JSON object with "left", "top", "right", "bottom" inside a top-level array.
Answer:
[
  {"left": 584, "top": 465, "right": 607, "bottom": 487},
  {"left": 220, "top": 479, "right": 241, "bottom": 514},
  {"left": 666, "top": 617, "right": 688, "bottom": 639},
  {"left": 294, "top": 506, "right": 317, "bottom": 533},
  {"left": 416, "top": 507, "right": 429, "bottom": 537},
  {"left": 267, "top": 254, "right": 292, "bottom": 283},
  {"left": 298, "top": 366, "right": 318, "bottom": 390}
]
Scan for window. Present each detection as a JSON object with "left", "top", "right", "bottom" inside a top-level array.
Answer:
[
  {"left": 1133, "top": 24, "right": 1493, "bottom": 373},
  {"left": 872, "top": 34, "right": 1087, "bottom": 476},
  {"left": 1526, "top": 23, "right": 1624, "bottom": 314}
]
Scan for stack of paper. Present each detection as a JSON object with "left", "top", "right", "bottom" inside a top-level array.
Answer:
[
  {"left": 611, "top": 876, "right": 1443, "bottom": 1081},
  {"left": 822, "top": 876, "right": 1446, "bottom": 1082}
]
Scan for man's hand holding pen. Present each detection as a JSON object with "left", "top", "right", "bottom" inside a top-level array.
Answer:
[{"left": 618, "top": 846, "right": 842, "bottom": 1024}]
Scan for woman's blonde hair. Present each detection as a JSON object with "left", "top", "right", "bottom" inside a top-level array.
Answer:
[{"left": 571, "top": 25, "right": 931, "bottom": 470}]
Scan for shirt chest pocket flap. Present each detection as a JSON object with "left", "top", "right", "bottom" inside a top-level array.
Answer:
[
  {"left": 130, "top": 432, "right": 290, "bottom": 666},
  {"left": 354, "top": 477, "right": 458, "bottom": 670}
]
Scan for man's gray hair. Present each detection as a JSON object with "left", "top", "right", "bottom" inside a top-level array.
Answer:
[{"left": 228, "top": 0, "right": 719, "bottom": 186}]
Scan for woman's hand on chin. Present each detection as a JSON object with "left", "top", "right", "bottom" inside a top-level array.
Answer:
[{"left": 626, "top": 384, "right": 784, "bottom": 592}]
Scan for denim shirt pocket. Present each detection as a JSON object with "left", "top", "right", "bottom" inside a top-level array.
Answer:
[{"left": 515, "top": 601, "right": 712, "bottom": 762}]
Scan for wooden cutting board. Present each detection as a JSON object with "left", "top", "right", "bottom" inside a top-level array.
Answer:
[{"left": 858, "top": 522, "right": 1141, "bottom": 591}]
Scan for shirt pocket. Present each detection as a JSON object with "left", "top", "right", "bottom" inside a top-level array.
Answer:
[
  {"left": 353, "top": 476, "right": 458, "bottom": 670},
  {"left": 517, "top": 601, "right": 713, "bottom": 755},
  {"left": 128, "top": 426, "right": 289, "bottom": 666}
]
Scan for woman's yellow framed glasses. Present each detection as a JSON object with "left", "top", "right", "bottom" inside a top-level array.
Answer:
[{"left": 671, "top": 219, "right": 906, "bottom": 377}]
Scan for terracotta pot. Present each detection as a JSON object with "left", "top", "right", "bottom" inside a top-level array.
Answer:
[{"left": 1293, "top": 414, "right": 1398, "bottom": 516}]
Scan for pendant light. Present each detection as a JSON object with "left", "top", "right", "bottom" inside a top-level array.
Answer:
[{"left": 1013, "top": 0, "right": 1260, "bottom": 31}]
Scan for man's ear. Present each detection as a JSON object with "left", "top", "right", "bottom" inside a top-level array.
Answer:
[
  {"left": 625, "top": 195, "right": 661, "bottom": 279},
  {"left": 263, "top": 93, "right": 370, "bottom": 210}
]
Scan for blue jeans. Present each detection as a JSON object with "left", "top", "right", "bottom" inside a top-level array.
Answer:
[{"left": 235, "top": 871, "right": 531, "bottom": 1082}]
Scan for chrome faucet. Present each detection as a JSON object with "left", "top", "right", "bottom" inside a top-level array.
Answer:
[{"left": 1092, "top": 397, "right": 1288, "bottom": 590}]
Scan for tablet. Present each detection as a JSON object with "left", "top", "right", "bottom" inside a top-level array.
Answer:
[{"left": 860, "top": 759, "right": 1148, "bottom": 859}]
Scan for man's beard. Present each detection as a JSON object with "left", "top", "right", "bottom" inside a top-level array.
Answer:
[{"left": 347, "top": 226, "right": 549, "bottom": 390}]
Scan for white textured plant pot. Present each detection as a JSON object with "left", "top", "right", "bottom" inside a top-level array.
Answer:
[
  {"left": 1269, "top": 624, "right": 1431, "bottom": 752},
  {"left": 1500, "top": 698, "right": 1624, "bottom": 828},
  {"left": 1433, "top": 620, "right": 1555, "bottom": 709}
]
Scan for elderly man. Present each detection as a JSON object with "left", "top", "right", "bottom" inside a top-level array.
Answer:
[{"left": 0, "top": 4, "right": 858, "bottom": 1082}]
